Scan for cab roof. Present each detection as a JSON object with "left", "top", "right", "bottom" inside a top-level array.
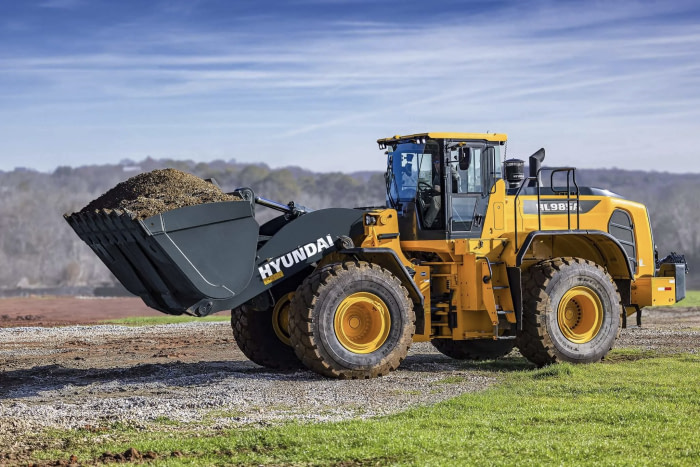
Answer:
[{"left": 377, "top": 132, "right": 507, "bottom": 145}]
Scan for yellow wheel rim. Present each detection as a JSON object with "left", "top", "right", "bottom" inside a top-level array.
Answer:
[
  {"left": 272, "top": 292, "right": 294, "bottom": 346},
  {"left": 557, "top": 286, "right": 603, "bottom": 344},
  {"left": 334, "top": 292, "right": 391, "bottom": 354}
]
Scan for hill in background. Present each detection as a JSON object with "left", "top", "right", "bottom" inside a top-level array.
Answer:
[{"left": 0, "top": 158, "right": 694, "bottom": 293}]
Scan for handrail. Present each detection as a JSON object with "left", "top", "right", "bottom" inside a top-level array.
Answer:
[
  {"left": 546, "top": 167, "right": 580, "bottom": 230},
  {"left": 513, "top": 167, "right": 581, "bottom": 253}
]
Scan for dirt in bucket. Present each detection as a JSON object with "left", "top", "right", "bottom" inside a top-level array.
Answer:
[{"left": 78, "top": 168, "right": 241, "bottom": 219}]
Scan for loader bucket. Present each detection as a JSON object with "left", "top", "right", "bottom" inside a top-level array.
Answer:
[{"left": 65, "top": 201, "right": 258, "bottom": 316}]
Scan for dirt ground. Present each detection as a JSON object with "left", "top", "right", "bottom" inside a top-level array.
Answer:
[
  {"left": 0, "top": 297, "right": 165, "bottom": 328},
  {"left": 0, "top": 297, "right": 697, "bottom": 377},
  {"left": 0, "top": 297, "right": 698, "bottom": 465}
]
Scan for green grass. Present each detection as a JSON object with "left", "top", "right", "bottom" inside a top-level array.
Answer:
[
  {"left": 31, "top": 353, "right": 700, "bottom": 466},
  {"left": 673, "top": 290, "right": 700, "bottom": 307},
  {"left": 430, "top": 375, "right": 467, "bottom": 385},
  {"left": 99, "top": 314, "right": 230, "bottom": 326}
]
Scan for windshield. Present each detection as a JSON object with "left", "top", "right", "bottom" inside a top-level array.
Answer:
[
  {"left": 386, "top": 142, "right": 435, "bottom": 207},
  {"left": 384, "top": 140, "right": 502, "bottom": 211}
]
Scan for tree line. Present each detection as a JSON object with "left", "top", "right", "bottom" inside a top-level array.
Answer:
[
  {"left": 0, "top": 158, "right": 385, "bottom": 292},
  {"left": 0, "top": 158, "right": 694, "bottom": 292}
]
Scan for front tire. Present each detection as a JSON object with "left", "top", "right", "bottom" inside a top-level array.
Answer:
[
  {"left": 516, "top": 257, "right": 622, "bottom": 366},
  {"left": 289, "top": 261, "right": 415, "bottom": 379}
]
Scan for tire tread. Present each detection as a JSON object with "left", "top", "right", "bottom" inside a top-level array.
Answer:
[
  {"left": 289, "top": 261, "right": 415, "bottom": 379},
  {"left": 516, "top": 257, "right": 623, "bottom": 366}
]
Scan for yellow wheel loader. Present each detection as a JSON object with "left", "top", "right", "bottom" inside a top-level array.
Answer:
[{"left": 65, "top": 132, "right": 687, "bottom": 378}]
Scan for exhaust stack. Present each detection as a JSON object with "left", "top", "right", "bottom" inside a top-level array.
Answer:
[{"left": 529, "top": 148, "right": 545, "bottom": 180}]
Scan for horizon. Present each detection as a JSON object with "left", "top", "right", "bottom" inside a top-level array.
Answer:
[
  {"left": 2, "top": 155, "right": 699, "bottom": 177},
  {"left": 1, "top": 1, "right": 699, "bottom": 174}
]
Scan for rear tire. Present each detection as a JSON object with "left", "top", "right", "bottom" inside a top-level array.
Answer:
[
  {"left": 516, "top": 257, "right": 622, "bottom": 366},
  {"left": 289, "top": 261, "right": 415, "bottom": 379},
  {"left": 431, "top": 339, "right": 515, "bottom": 360},
  {"left": 231, "top": 299, "right": 302, "bottom": 370}
]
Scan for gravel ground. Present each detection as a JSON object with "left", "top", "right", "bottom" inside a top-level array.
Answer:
[
  {"left": 616, "top": 308, "right": 700, "bottom": 353},
  {"left": 0, "top": 308, "right": 698, "bottom": 461},
  {"left": 0, "top": 323, "right": 495, "bottom": 446}
]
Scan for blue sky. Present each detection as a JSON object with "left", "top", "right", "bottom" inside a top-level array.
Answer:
[{"left": 1, "top": 0, "right": 699, "bottom": 173}]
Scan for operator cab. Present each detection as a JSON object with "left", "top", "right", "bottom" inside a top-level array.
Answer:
[{"left": 380, "top": 133, "right": 507, "bottom": 240}]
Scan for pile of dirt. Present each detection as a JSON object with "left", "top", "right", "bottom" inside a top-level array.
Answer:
[{"left": 78, "top": 169, "right": 240, "bottom": 219}]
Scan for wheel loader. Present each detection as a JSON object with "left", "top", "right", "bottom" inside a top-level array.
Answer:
[{"left": 65, "top": 132, "right": 687, "bottom": 378}]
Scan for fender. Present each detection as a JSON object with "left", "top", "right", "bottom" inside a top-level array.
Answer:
[{"left": 515, "top": 230, "right": 634, "bottom": 279}]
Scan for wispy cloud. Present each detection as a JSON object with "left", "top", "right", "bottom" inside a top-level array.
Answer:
[
  {"left": 38, "top": 0, "right": 84, "bottom": 9},
  {"left": 0, "top": 0, "right": 699, "bottom": 172}
]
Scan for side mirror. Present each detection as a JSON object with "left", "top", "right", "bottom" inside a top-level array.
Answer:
[{"left": 458, "top": 147, "right": 472, "bottom": 170}]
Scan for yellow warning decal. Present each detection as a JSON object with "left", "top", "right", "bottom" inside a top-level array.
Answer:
[{"left": 263, "top": 270, "right": 284, "bottom": 285}]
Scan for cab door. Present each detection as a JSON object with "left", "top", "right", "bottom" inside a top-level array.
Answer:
[{"left": 447, "top": 146, "right": 499, "bottom": 238}]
